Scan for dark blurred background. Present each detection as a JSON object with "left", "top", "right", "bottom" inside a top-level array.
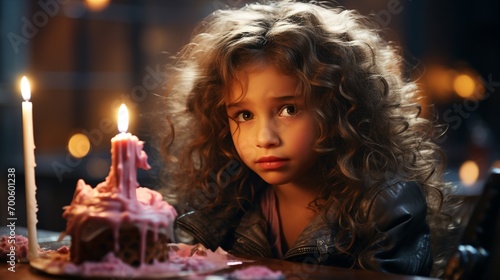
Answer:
[{"left": 0, "top": 0, "right": 498, "bottom": 232}]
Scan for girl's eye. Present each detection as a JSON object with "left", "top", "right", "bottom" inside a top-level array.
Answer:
[
  {"left": 235, "top": 111, "right": 253, "bottom": 122},
  {"left": 279, "top": 105, "right": 298, "bottom": 117}
]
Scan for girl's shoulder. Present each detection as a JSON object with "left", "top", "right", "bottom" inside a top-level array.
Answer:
[
  {"left": 371, "top": 180, "right": 423, "bottom": 203},
  {"left": 364, "top": 181, "right": 427, "bottom": 226}
]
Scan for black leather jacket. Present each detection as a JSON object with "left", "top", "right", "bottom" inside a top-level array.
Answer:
[{"left": 175, "top": 181, "right": 433, "bottom": 276}]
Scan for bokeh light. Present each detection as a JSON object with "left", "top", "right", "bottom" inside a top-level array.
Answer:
[
  {"left": 459, "top": 160, "right": 480, "bottom": 186},
  {"left": 453, "top": 74, "right": 476, "bottom": 98},
  {"left": 85, "top": 0, "right": 111, "bottom": 12},
  {"left": 68, "top": 133, "right": 91, "bottom": 158},
  {"left": 421, "top": 65, "right": 455, "bottom": 101}
]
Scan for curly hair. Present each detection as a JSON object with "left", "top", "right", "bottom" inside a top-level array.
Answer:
[{"left": 160, "top": 0, "right": 459, "bottom": 276}]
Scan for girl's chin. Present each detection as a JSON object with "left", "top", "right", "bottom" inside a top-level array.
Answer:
[{"left": 256, "top": 174, "right": 292, "bottom": 186}]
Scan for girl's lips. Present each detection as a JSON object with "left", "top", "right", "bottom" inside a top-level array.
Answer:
[{"left": 256, "top": 156, "right": 288, "bottom": 170}]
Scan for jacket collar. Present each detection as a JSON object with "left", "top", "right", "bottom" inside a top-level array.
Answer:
[{"left": 234, "top": 203, "right": 337, "bottom": 259}]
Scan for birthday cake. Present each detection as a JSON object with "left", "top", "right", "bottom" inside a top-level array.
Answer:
[{"left": 59, "top": 132, "right": 177, "bottom": 267}]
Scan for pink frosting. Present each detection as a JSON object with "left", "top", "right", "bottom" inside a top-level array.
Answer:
[
  {"left": 60, "top": 133, "right": 177, "bottom": 265},
  {"left": 33, "top": 247, "right": 228, "bottom": 278},
  {"left": 230, "top": 265, "right": 284, "bottom": 279},
  {"left": 0, "top": 235, "right": 29, "bottom": 261}
]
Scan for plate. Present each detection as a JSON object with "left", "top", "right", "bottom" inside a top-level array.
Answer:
[{"left": 30, "top": 242, "right": 242, "bottom": 278}]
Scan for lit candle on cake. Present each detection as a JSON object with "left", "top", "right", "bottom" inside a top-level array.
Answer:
[
  {"left": 110, "top": 104, "right": 150, "bottom": 200},
  {"left": 21, "top": 76, "right": 39, "bottom": 259}
]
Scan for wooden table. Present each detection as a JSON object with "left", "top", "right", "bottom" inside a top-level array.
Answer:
[
  {"left": 0, "top": 255, "right": 437, "bottom": 280},
  {"left": 216, "top": 255, "right": 437, "bottom": 280},
  {"left": 0, "top": 227, "right": 437, "bottom": 280}
]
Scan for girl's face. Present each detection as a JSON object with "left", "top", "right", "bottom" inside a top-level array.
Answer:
[{"left": 226, "top": 65, "right": 319, "bottom": 187}]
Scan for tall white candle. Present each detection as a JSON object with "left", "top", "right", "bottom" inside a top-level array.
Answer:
[{"left": 21, "top": 76, "right": 39, "bottom": 259}]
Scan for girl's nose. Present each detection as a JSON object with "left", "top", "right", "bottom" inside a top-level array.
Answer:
[{"left": 256, "top": 120, "right": 280, "bottom": 148}]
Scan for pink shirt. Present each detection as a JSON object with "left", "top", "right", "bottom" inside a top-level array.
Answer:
[{"left": 260, "top": 187, "right": 284, "bottom": 258}]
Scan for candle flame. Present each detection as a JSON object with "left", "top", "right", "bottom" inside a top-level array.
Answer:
[
  {"left": 21, "top": 76, "right": 31, "bottom": 101},
  {"left": 118, "top": 103, "right": 129, "bottom": 133}
]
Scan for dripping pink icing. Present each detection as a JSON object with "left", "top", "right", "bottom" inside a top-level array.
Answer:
[{"left": 60, "top": 132, "right": 177, "bottom": 266}]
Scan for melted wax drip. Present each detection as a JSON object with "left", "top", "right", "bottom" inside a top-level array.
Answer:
[{"left": 60, "top": 133, "right": 176, "bottom": 266}]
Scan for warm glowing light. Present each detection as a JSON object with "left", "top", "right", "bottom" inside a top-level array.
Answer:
[
  {"left": 68, "top": 133, "right": 91, "bottom": 158},
  {"left": 459, "top": 160, "right": 480, "bottom": 186},
  {"left": 422, "top": 65, "right": 455, "bottom": 100},
  {"left": 453, "top": 74, "right": 476, "bottom": 98},
  {"left": 118, "top": 103, "right": 129, "bottom": 133},
  {"left": 85, "top": 0, "right": 110, "bottom": 12},
  {"left": 21, "top": 76, "right": 31, "bottom": 101}
]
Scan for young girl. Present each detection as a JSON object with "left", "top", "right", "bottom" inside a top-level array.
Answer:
[{"left": 159, "top": 0, "right": 458, "bottom": 277}]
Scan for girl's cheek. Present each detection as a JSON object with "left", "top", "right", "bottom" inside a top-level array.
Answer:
[
  {"left": 236, "top": 138, "right": 256, "bottom": 160},
  {"left": 231, "top": 124, "right": 254, "bottom": 157}
]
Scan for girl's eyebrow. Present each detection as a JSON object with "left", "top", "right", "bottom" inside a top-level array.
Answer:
[
  {"left": 226, "top": 101, "right": 246, "bottom": 110},
  {"left": 275, "top": 95, "right": 296, "bottom": 102},
  {"left": 226, "top": 95, "right": 296, "bottom": 109}
]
